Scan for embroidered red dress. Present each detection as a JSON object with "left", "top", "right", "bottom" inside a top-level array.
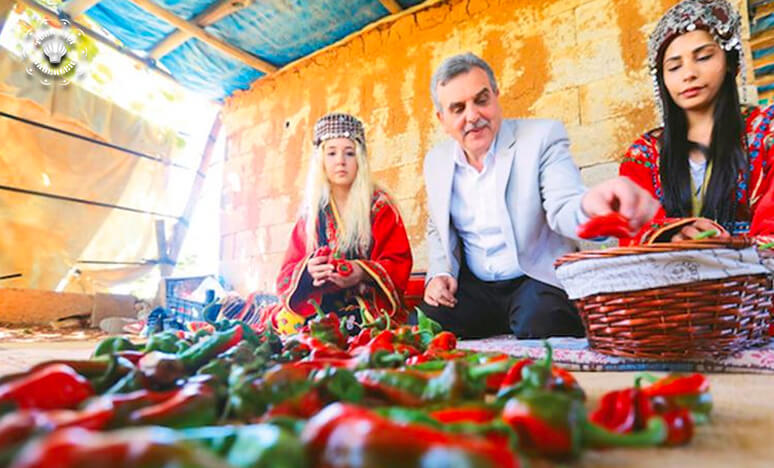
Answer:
[
  {"left": 271, "top": 189, "right": 412, "bottom": 334},
  {"left": 619, "top": 105, "right": 774, "bottom": 245}
]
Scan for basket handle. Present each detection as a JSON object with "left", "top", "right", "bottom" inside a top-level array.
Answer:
[{"left": 641, "top": 217, "right": 728, "bottom": 245}]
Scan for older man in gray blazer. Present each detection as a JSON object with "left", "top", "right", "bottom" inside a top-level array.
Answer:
[{"left": 421, "top": 52, "right": 658, "bottom": 339}]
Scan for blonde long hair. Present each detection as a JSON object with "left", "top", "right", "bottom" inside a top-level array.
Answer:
[{"left": 303, "top": 139, "right": 374, "bottom": 255}]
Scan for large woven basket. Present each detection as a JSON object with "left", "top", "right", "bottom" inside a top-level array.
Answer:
[{"left": 555, "top": 237, "right": 773, "bottom": 360}]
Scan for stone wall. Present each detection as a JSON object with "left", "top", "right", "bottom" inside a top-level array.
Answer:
[{"left": 220, "top": 0, "right": 751, "bottom": 293}]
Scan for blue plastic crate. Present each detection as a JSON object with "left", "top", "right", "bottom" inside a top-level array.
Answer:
[{"left": 164, "top": 276, "right": 213, "bottom": 323}]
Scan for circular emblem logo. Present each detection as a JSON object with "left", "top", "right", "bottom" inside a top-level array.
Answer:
[{"left": 21, "top": 19, "right": 93, "bottom": 86}]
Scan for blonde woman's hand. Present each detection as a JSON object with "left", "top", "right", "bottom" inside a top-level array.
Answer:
[
  {"left": 670, "top": 218, "right": 730, "bottom": 242},
  {"left": 328, "top": 262, "right": 366, "bottom": 290},
  {"left": 307, "top": 255, "right": 334, "bottom": 287}
]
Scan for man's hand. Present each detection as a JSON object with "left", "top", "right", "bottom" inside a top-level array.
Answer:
[
  {"left": 424, "top": 275, "right": 458, "bottom": 308},
  {"left": 307, "top": 255, "right": 334, "bottom": 287},
  {"left": 670, "top": 218, "right": 730, "bottom": 242},
  {"left": 582, "top": 176, "right": 660, "bottom": 234}
]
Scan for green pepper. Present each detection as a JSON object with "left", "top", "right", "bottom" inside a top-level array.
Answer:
[
  {"left": 503, "top": 388, "right": 675, "bottom": 458},
  {"left": 93, "top": 337, "right": 140, "bottom": 358},
  {"left": 302, "top": 403, "right": 519, "bottom": 468},
  {"left": 502, "top": 388, "right": 584, "bottom": 458},
  {"left": 497, "top": 342, "right": 585, "bottom": 402},
  {"left": 179, "top": 424, "right": 307, "bottom": 468},
  {"left": 104, "top": 369, "right": 146, "bottom": 395},
  {"left": 415, "top": 307, "right": 442, "bottom": 346},
  {"left": 307, "top": 299, "right": 348, "bottom": 349},
  {"left": 9, "top": 426, "right": 229, "bottom": 468},
  {"left": 227, "top": 364, "right": 313, "bottom": 420},
  {"left": 89, "top": 355, "right": 135, "bottom": 394},
  {"left": 138, "top": 352, "right": 187, "bottom": 389},
  {"left": 143, "top": 330, "right": 184, "bottom": 354},
  {"left": 178, "top": 325, "right": 243, "bottom": 371},
  {"left": 377, "top": 405, "right": 519, "bottom": 450},
  {"left": 128, "top": 381, "right": 217, "bottom": 429},
  {"left": 312, "top": 367, "right": 364, "bottom": 403}
]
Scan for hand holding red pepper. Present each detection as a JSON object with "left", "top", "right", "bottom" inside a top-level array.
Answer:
[
  {"left": 580, "top": 176, "right": 660, "bottom": 234},
  {"left": 308, "top": 246, "right": 334, "bottom": 287},
  {"left": 327, "top": 260, "right": 366, "bottom": 290},
  {"left": 577, "top": 212, "right": 632, "bottom": 239}
]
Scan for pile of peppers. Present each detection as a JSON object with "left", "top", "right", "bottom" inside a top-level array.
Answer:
[{"left": 0, "top": 305, "right": 714, "bottom": 467}]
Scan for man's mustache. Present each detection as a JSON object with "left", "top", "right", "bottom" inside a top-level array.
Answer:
[{"left": 464, "top": 118, "right": 490, "bottom": 135}]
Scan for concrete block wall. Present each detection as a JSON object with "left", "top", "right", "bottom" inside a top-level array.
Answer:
[{"left": 220, "top": 0, "right": 751, "bottom": 294}]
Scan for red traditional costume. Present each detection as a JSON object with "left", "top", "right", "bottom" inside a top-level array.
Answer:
[
  {"left": 617, "top": 0, "right": 774, "bottom": 245},
  {"left": 619, "top": 106, "right": 774, "bottom": 245},
  {"left": 272, "top": 188, "right": 412, "bottom": 334}
]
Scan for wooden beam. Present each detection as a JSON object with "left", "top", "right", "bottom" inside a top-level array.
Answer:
[
  {"left": 16, "top": 0, "right": 198, "bottom": 98},
  {"left": 127, "top": 0, "right": 276, "bottom": 73},
  {"left": 757, "top": 87, "right": 774, "bottom": 102},
  {"left": 62, "top": 0, "right": 101, "bottom": 17},
  {"left": 754, "top": 72, "right": 774, "bottom": 87},
  {"left": 150, "top": 0, "right": 253, "bottom": 60},
  {"left": 751, "top": 31, "right": 774, "bottom": 50},
  {"left": 754, "top": 2, "right": 774, "bottom": 22},
  {"left": 754, "top": 53, "right": 774, "bottom": 71},
  {"left": 166, "top": 113, "right": 222, "bottom": 266},
  {"left": 377, "top": 0, "right": 403, "bottom": 15}
]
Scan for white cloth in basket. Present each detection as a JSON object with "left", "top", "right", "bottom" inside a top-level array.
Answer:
[{"left": 555, "top": 247, "right": 769, "bottom": 300}]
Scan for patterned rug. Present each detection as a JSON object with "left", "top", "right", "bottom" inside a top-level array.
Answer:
[{"left": 458, "top": 336, "right": 774, "bottom": 373}]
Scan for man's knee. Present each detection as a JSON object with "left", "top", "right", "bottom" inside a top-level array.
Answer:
[{"left": 509, "top": 281, "right": 584, "bottom": 338}]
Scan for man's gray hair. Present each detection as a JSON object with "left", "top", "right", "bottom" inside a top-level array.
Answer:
[{"left": 430, "top": 52, "right": 499, "bottom": 113}]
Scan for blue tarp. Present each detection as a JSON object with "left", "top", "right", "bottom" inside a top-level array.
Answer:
[{"left": 86, "top": 0, "right": 426, "bottom": 100}]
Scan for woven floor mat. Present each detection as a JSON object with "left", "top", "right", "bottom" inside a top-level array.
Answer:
[{"left": 459, "top": 336, "right": 774, "bottom": 373}]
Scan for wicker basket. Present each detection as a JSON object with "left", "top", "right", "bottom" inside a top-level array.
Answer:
[{"left": 555, "top": 237, "right": 773, "bottom": 360}]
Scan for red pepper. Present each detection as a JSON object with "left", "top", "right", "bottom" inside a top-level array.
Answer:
[
  {"left": 642, "top": 373, "right": 709, "bottom": 397},
  {"left": 404, "top": 354, "right": 432, "bottom": 366},
  {"left": 577, "top": 212, "right": 631, "bottom": 239},
  {"left": 128, "top": 382, "right": 216, "bottom": 428},
  {"left": 590, "top": 388, "right": 637, "bottom": 433},
  {"left": 351, "top": 329, "right": 396, "bottom": 355},
  {"left": 332, "top": 259, "right": 354, "bottom": 277},
  {"left": 502, "top": 396, "right": 574, "bottom": 457},
  {"left": 430, "top": 406, "right": 498, "bottom": 424},
  {"left": 475, "top": 354, "right": 512, "bottom": 390},
  {"left": 217, "top": 324, "right": 243, "bottom": 353},
  {"left": 261, "top": 388, "right": 326, "bottom": 420},
  {"left": 307, "top": 345, "right": 353, "bottom": 360},
  {"left": 499, "top": 358, "right": 534, "bottom": 388},
  {"left": 314, "top": 245, "right": 332, "bottom": 260},
  {"left": 347, "top": 328, "right": 374, "bottom": 352},
  {"left": 427, "top": 331, "right": 456, "bottom": 352},
  {"left": 0, "top": 364, "right": 94, "bottom": 410},
  {"left": 393, "top": 343, "right": 421, "bottom": 357},
  {"left": 661, "top": 409, "right": 694, "bottom": 446},
  {"left": 302, "top": 403, "right": 519, "bottom": 468}
]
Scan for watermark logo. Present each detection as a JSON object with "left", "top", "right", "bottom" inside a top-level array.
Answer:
[{"left": 21, "top": 19, "right": 94, "bottom": 86}]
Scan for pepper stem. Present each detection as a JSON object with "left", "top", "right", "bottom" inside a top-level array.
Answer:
[
  {"left": 541, "top": 340, "right": 553, "bottom": 371},
  {"left": 694, "top": 229, "right": 718, "bottom": 240},
  {"left": 582, "top": 417, "right": 667, "bottom": 448},
  {"left": 468, "top": 359, "right": 512, "bottom": 380},
  {"left": 309, "top": 299, "right": 325, "bottom": 319}
]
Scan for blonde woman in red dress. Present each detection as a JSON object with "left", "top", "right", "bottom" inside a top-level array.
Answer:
[{"left": 270, "top": 113, "right": 412, "bottom": 335}]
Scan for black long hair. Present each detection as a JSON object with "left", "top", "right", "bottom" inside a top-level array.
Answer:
[{"left": 657, "top": 48, "right": 746, "bottom": 230}]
